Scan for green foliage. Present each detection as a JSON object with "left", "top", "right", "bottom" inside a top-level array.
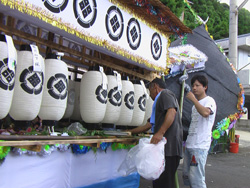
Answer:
[
  {"left": 160, "top": 0, "right": 185, "bottom": 18},
  {"left": 82, "top": 130, "right": 107, "bottom": 137},
  {"left": 161, "top": 0, "right": 250, "bottom": 40}
]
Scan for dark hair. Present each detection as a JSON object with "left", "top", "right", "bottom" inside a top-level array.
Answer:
[
  {"left": 191, "top": 74, "right": 208, "bottom": 92},
  {"left": 149, "top": 78, "right": 166, "bottom": 89}
]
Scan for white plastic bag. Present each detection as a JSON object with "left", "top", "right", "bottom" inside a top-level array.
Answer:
[
  {"left": 118, "top": 144, "right": 140, "bottom": 176},
  {"left": 135, "top": 137, "right": 167, "bottom": 180},
  {"left": 118, "top": 136, "right": 167, "bottom": 180}
]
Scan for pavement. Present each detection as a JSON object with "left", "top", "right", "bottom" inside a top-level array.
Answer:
[{"left": 139, "top": 130, "right": 250, "bottom": 188}]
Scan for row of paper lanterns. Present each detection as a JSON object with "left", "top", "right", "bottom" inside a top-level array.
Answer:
[
  {"left": 0, "top": 34, "right": 153, "bottom": 126},
  {"left": 64, "top": 66, "right": 153, "bottom": 126}
]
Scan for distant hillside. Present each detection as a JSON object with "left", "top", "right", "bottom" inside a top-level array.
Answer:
[{"left": 161, "top": 0, "right": 250, "bottom": 40}]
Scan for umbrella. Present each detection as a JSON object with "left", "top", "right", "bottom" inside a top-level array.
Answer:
[{"left": 165, "top": 25, "right": 245, "bottom": 152}]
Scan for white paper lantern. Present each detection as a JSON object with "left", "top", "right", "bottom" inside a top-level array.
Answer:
[
  {"left": 80, "top": 65, "right": 108, "bottom": 123},
  {"left": 102, "top": 69, "right": 122, "bottom": 124},
  {"left": 9, "top": 45, "right": 44, "bottom": 121},
  {"left": 0, "top": 34, "right": 16, "bottom": 119},
  {"left": 142, "top": 89, "right": 153, "bottom": 125},
  {"left": 63, "top": 79, "right": 75, "bottom": 119},
  {"left": 38, "top": 53, "right": 68, "bottom": 121},
  {"left": 71, "top": 80, "right": 82, "bottom": 121},
  {"left": 130, "top": 80, "right": 146, "bottom": 126},
  {"left": 116, "top": 77, "right": 134, "bottom": 126}
]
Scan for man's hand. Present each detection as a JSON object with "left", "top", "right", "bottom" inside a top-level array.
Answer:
[{"left": 150, "top": 131, "right": 164, "bottom": 144}]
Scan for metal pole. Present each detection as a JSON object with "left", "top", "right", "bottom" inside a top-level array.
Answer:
[{"left": 229, "top": 0, "right": 238, "bottom": 70}]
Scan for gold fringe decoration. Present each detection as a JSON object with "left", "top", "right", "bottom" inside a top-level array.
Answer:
[{"left": 0, "top": 0, "right": 169, "bottom": 72}]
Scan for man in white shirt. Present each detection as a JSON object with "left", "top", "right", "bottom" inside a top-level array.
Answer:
[{"left": 183, "top": 74, "right": 217, "bottom": 188}]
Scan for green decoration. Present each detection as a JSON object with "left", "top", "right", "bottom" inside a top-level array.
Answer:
[{"left": 212, "top": 130, "right": 221, "bottom": 140}]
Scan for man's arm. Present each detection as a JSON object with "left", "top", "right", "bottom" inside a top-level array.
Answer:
[
  {"left": 127, "top": 122, "right": 152, "bottom": 134},
  {"left": 150, "top": 108, "right": 176, "bottom": 144},
  {"left": 186, "top": 92, "right": 211, "bottom": 117}
]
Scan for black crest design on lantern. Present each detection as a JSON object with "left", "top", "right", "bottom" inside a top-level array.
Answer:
[
  {"left": 108, "top": 86, "right": 122, "bottom": 106},
  {"left": 0, "top": 58, "right": 15, "bottom": 91},
  {"left": 73, "top": 0, "right": 97, "bottom": 28},
  {"left": 20, "top": 66, "right": 44, "bottom": 95},
  {"left": 47, "top": 73, "right": 68, "bottom": 100},
  {"left": 42, "top": 0, "right": 69, "bottom": 13},
  {"left": 151, "top": 32, "right": 162, "bottom": 60},
  {"left": 127, "top": 18, "right": 141, "bottom": 50},
  {"left": 105, "top": 6, "right": 124, "bottom": 41},
  {"left": 138, "top": 94, "right": 146, "bottom": 111},
  {"left": 95, "top": 85, "right": 108, "bottom": 104},
  {"left": 124, "top": 91, "right": 134, "bottom": 110}
]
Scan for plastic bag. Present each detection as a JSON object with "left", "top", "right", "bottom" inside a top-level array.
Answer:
[
  {"left": 118, "top": 144, "right": 140, "bottom": 176},
  {"left": 67, "top": 122, "right": 87, "bottom": 135},
  {"left": 118, "top": 136, "right": 167, "bottom": 180},
  {"left": 135, "top": 137, "right": 166, "bottom": 180}
]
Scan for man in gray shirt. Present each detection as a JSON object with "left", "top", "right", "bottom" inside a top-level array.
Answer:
[{"left": 130, "top": 78, "right": 183, "bottom": 188}]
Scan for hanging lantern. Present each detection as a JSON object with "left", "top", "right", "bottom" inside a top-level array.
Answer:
[
  {"left": 142, "top": 89, "right": 153, "bottom": 125},
  {"left": 63, "top": 79, "right": 75, "bottom": 119},
  {"left": 80, "top": 65, "right": 108, "bottom": 123},
  {"left": 38, "top": 53, "right": 68, "bottom": 122},
  {"left": 130, "top": 80, "right": 147, "bottom": 126},
  {"left": 9, "top": 44, "right": 44, "bottom": 121},
  {"left": 71, "top": 79, "right": 82, "bottom": 121},
  {"left": 116, "top": 76, "right": 134, "bottom": 126},
  {"left": 102, "top": 68, "right": 122, "bottom": 124},
  {"left": 0, "top": 34, "right": 16, "bottom": 119}
]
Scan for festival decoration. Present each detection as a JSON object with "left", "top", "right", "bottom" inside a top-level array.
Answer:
[
  {"left": 111, "top": 143, "right": 135, "bottom": 151},
  {"left": 212, "top": 77, "right": 245, "bottom": 140},
  {"left": 0, "top": 141, "right": 11, "bottom": 160},
  {"left": 38, "top": 53, "right": 68, "bottom": 121},
  {"left": 112, "top": 0, "right": 186, "bottom": 38},
  {"left": 62, "top": 79, "right": 75, "bottom": 119},
  {"left": 183, "top": 0, "right": 203, "bottom": 26},
  {"left": 116, "top": 76, "right": 135, "bottom": 126},
  {"left": 212, "top": 130, "right": 221, "bottom": 140},
  {"left": 0, "top": 34, "right": 16, "bottom": 119},
  {"left": 80, "top": 65, "right": 108, "bottom": 123},
  {"left": 102, "top": 69, "right": 122, "bottom": 124},
  {"left": 167, "top": 25, "right": 245, "bottom": 154},
  {"left": 168, "top": 44, "right": 208, "bottom": 76},
  {"left": 100, "top": 142, "right": 112, "bottom": 152},
  {"left": 9, "top": 44, "right": 45, "bottom": 121},
  {"left": 0, "top": 0, "right": 179, "bottom": 72},
  {"left": 142, "top": 89, "right": 154, "bottom": 125},
  {"left": 130, "top": 80, "right": 147, "bottom": 126}
]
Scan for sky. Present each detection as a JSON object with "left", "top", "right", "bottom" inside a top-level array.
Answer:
[{"left": 219, "top": 0, "right": 250, "bottom": 11}]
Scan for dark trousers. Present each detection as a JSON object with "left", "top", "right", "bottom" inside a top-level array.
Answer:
[{"left": 153, "top": 156, "right": 181, "bottom": 188}]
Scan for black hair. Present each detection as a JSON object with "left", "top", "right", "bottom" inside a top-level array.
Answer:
[
  {"left": 191, "top": 74, "right": 208, "bottom": 92},
  {"left": 149, "top": 78, "right": 166, "bottom": 89}
]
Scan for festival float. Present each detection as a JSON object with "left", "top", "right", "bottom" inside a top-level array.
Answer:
[
  {"left": 165, "top": 1, "right": 246, "bottom": 154},
  {"left": 0, "top": 0, "right": 192, "bottom": 187}
]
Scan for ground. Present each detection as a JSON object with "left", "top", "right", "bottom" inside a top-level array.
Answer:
[{"left": 139, "top": 130, "right": 250, "bottom": 188}]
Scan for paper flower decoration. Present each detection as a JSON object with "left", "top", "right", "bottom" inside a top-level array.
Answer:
[
  {"left": 72, "top": 144, "right": 91, "bottom": 154},
  {"left": 0, "top": 141, "right": 10, "bottom": 160},
  {"left": 100, "top": 142, "right": 112, "bottom": 151},
  {"left": 221, "top": 118, "right": 230, "bottom": 131},
  {"left": 212, "top": 130, "right": 221, "bottom": 140}
]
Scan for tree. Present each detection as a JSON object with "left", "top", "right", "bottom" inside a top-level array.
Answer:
[{"left": 161, "top": 0, "right": 250, "bottom": 40}]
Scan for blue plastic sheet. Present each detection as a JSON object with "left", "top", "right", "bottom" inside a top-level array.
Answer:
[{"left": 78, "top": 172, "right": 140, "bottom": 188}]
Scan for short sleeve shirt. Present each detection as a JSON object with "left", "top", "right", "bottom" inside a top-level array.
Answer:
[
  {"left": 154, "top": 89, "right": 183, "bottom": 157},
  {"left": 186, "top": 96, "right": 217, "bottom": 150}
]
